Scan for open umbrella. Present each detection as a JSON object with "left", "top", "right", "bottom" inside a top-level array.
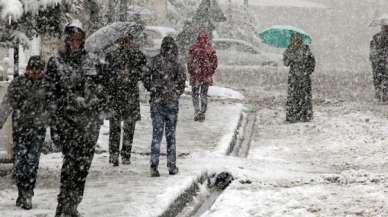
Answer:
[
  {"left": 85, "top": 22, "right": 144, "bottom": 54},
  {"left": 259, "top": 25, "right": 312, "bottom": 48},
  {"left": 370, "top": 15, "right": 388, "bottom": 27}
]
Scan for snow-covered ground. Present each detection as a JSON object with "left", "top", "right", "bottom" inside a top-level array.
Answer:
[
  {"left": 218, "top": 0, "right": 327, "bottom": 9},
  {"left": 0, "top": 94, "right": 244, "bottom": 217},
  {"left": 200, "top": 103, "right": 388, "bottom": 217}
]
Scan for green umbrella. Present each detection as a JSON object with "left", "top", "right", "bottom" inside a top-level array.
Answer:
[{"left": 259, "top": 25, "right": 312, "bottom": 48}]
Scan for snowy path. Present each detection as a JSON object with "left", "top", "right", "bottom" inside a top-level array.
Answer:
[
  {"left": 200, "top": 65, "right": 388, "bottom": 217},
  {"left": 0, "top": 97, "right": 243, "bottom": 217}
]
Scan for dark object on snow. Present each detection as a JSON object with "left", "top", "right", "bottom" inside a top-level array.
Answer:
[
  {"left": 214, "top": 172, "right": 234, "bottom": 190},
  {"left": 45, "top": 22, "right": 102, "bottom": 217},
  {"left": 283, "top": 35, "right": 315, "bottom": 123},
  {"left": 0, "top": 55, "right": 48, "bottom": 210},
  {"left": 370, "top": 29, "right": 388, "bottom": 102},
  {"left": 144, "top": 36, "right": 186, "bottom": 174},
  {"left": 103, "top": 37, "right": 147, "bottom": 166}
]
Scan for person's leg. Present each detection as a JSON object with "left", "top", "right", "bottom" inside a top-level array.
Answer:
[
  {"left": 55, "top": 124, "right": 99, "bottom": 217},
  {"left": 165, "top": 101, "right": 179, "bottom": 174},
  {"left": 109, "top": 116, "right": 121, "bottom": 166},
  {"left": 191, "top": 84, "right": 200, "bottom": 120},
  {"left": 150, "top": 104, "right": 165, "bottom": 176},
  {"left": 121, "top": 118, "right": 136, "bottom": 164},
  {"left": 199, "top": 84, "right": 209, "bottom": 121}
]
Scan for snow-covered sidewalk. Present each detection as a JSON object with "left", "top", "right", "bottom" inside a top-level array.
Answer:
[
  {"left": 200, "top": 103, "right": 388, "bottom": 217},
  {"left": 0, "top": 92, "right": 244, "bottom": 217}
]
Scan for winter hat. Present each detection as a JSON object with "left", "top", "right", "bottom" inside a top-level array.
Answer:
[
  {"left": 64, "top": 19, "right": 86, "bottom": 44},
  {"left": 26, "top": 56, "right": 45, "bottom": 71}
]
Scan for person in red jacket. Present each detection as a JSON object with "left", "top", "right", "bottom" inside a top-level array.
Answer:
[{"left": 187, "top": 32, "right": 218, "bottom": 121}]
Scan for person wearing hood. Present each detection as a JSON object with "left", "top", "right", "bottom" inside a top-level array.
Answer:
[
  {"left": 103, "top": 33, "right": 147, "bottom": 166},
  {"left": 283, "top": 33, "right": 316, "bottom": 123},
  {"left": 187, "top": 32, "right": 218, "bottom": 122},
  {"left": 45, "top": 20, "right": 103, "bottom": 217},
  {"left": 370, "top": 24, "right": 388, "bottom": 102},
  {"left": 0, "top": 56, "right": 48, "bottom": 210},
  {"left": 143, "top": 36, "right": 186, "bottom": 177}
]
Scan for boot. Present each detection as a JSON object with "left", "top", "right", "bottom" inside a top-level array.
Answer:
[
  {"left": 194, "top": 112, "right": 200, "bottom": 121},
  {"left": 121, "top": 157, "right": 131, "bottom": 165},
  {"left": 19, "top": 191, "right": 32, "bottom": 210},
  {"left": 198, "top": 113, "right": 206, "bottom": 122},
  {"left": 16, "top": 189, "right": 23, "bottom": 207},
  {"left": 168, "top": 167, "right": 179, "bottom": 175},
  {"left": 109, "top": 154, "right": 119, "bottom": 167},
  {"left": 150, "top": 166, "right": 160, "bottom": 177}
]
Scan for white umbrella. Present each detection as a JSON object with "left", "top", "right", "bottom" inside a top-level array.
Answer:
[
  {"left": 370, "top": 15, "right": 388, "bottom": 27},
  {"left": 85, "top": 22, "right": 144, "bottom": 54}
]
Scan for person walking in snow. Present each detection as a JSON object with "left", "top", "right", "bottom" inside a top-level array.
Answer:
[
  {"left": 0, "top": 56, "right": 48, "bottom": 210},
  {"left": 45, "top": 20, "right": 103, "bottom": 217},
  {"left": 143, "top": 36, "right": 186, "bottom": 177},
  {"left": 187, "top": 32, "right": 218, "bottom": 122},
  {"left": 283, "top": 33, "right": 316, "bottom": 123},
  {"left": 103, "top": 34, "right": 147, "bottom": 166},
  {"left": 370, "top": 24, "right": 388, "bottom": 102}
]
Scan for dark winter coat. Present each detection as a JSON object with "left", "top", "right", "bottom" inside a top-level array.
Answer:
[
  {"left": 103, "top": 47, "right": 147, "bottom": 120},
  {"left": 2, "top": 75, "right": 48, "bottom": 133},
  {"left": 187, "top": 32, "right": 218, "bottom": 86},
  {"left": 370, "top": 31, "right": 388, "bottom": 72},
  {"left": 45, "top": 49, "right": 102, "bottom": 130},
  {"left": 283, "top": 44, "right": 315, "bottom": 122},
  {"left": 144, "top": 53, "right": 186, "bottom": 104},
  {"left": 370, "top": 31, "right": 388, "bottom": 99}
]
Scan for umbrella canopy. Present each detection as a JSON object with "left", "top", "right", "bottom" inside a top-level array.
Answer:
[
  {"left": 85, "top": 22, "right": 144, "bottom": 54},
  {"left": 370, "top": 15, "right": 388, "bottom": 27},
  {"left": 259, "top": 25, "right": 312, "bottom": 48}
]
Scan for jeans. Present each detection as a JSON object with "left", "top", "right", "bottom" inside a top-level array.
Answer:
[
  {"left": 192, "top": 84, "right": 209, "bottom": 114},
  {"left": 109, "top": 116, "right": 136, "bottom": 160},
  {"left": 150, "top": 99, "right": 179, "bottom": 169},
  {"left": 13, "top": 126, "right": 46, "bottom": 195}
]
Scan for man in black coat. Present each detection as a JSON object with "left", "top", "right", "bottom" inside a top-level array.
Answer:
[
  {"left": 104, "top": 34, "right": 147, "bottom": 166},
  {"left": 370, "top": 24, "right": 388, "bottom": 102},
  {"left": 143, "top": 36, "right": 186, "bottom": 177},
  {"left": 45, "top": 20, "right": 102, "bottom": 217}
]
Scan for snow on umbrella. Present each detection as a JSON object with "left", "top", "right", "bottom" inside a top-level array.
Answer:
[
  {"left": 259, "top": 25, "right": 312, "bottom": 48},
  {"left": 370, "top": 15, "right": 388, "bottom": 27},
  {"left": 85, "top": 22, "right": 144, "bottom": 54}
]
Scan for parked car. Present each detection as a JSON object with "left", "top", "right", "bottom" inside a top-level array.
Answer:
[
  {"left": 212, "top": 38, "right": 281, "bottom": 66},
  {"left": 140, "top": 26, "right": 177, "bottom": 58}
]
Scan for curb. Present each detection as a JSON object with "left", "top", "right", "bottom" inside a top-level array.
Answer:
[{"left": 157, "top": 106, "right": 246, "bottom": 217}]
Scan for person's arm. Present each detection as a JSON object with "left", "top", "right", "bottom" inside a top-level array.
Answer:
[
  {"left": 176, "top": 63, "right": 187, "bottom": 96},
  {"left": 45, "top": 57, "right": 60, "bottom": 115},
  {"left": 283, "top": 48, "right": 293, "bottom": 67},
  {"left": 0, "top": 80, "right": 17, "bottom": 128},
  {"left": 209, "top": 49, "right": 218, "bottom": 74},
  {"left": 305, "top": 47, "right": 316, "bottom": 75},
  {"left": 142, "top": 57, "right": 154, "bottom": 92}
]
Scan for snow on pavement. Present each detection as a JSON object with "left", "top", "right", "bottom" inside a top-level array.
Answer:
[
  {"left": 201, "top": 102, "right": 388, "bottom": 217},
  {"left": 0, "top": 95, "right": 243, "bottom": 217}
]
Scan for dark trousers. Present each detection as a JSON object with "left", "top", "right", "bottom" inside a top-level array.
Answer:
[
  {"left": 55, "top": 121, "right": 100, "bottom": 215},
  {"left": 150, "top": 99, "right": 179, "bottom": 169},
  {"left": 192, "top": 84, "right": 209, "bottom": 114},
  {"left": 13, "top": 126, "right": 46, "bottom": 196},
  {"left": 372, "top": 64, "right": 388, "bottom": 101},
  {"left": 109, "top": 116, "right": 136, "bottom": 160}
]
